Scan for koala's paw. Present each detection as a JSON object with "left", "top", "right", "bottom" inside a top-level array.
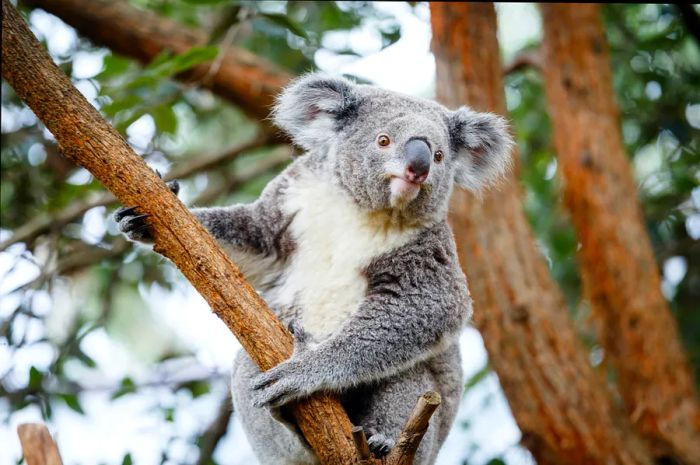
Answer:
[
  {"left": 114, "top": 180, "right": 179, "bottom": 244},
  {"left": 366, "top": 429, "right": 395, "bottom": 458},
  {"left": 250, "top": 321, "right": 318, "bottom": 408}
]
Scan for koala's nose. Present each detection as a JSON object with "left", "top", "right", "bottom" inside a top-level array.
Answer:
[{"left": 404, "top": 138, "right": 431, "bottom": 184}]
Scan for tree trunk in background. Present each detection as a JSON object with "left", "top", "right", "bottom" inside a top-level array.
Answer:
[
  {"left": 540, "top": 4, "right": 700, "bottom": 464},
  {"left": 430, "top": 3, "right": 653, "bottom": 464},
  {"left": 22, "top": 0, "right": 292, "bottom": 122}
]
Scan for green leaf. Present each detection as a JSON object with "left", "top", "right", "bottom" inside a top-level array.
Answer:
[
  {"left": 59, "top": 393, "right": 85, "bottom": 414},
  {"left": 486, "top": 459, "right": 507, "bottom": 465},
  {"left": 121, "top": 453, "right": 133, "bottom": 465},
  {"left": 111, "top": 377, "right": 137, "bottom": 400},
  {"left": 177, "top": 379, "right": 211, "bottom": 398},
  {"left": 464, "top": 364, "right": 490, "bottom": 392},
  {"left": 152, "top": 105, "right": 178, "bottom": 135},
  {"left": 160, "top": 46, "right": 219, "bottom": 76},
  {"left": 163, "top": 406, "right": 175, "bottom": 422},
  {"left": 76, "top": 350, "right": 98, "bottom": 368},
  {"left": 28, "top": 366, "right": 43, "bottom": 391},
  {"left": 260, "top": 12, "right": 309, "bottom": 39},
  {"left": 102, "top": 94, "right": 142, "bottom": 118},
  {"left": 97, "top": 55, "right": 133, "bottom": 79}
]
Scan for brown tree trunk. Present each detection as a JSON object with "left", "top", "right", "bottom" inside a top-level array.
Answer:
[
  {"left": 430, "top": 3, "right": 654, "bottom": 464},
  {"left": 540, "top": 4, "right": 700, "bottom": 463},
  {"left": 1, "top": 2, "right": 356, "bottom": 463},
  {"left": 21, "top": 0, "right": 292, "bottom": 121}
]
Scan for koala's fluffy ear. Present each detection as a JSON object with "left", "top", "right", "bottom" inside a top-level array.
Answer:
[
  {"left": 272, "top": 73, "right": 360, "bottom": 151},
  {"left": 448, "top": 107, "right": 514, "bottom": 191}
]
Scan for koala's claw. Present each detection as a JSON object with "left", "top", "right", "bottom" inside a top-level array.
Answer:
[
  {"left": 114, "top": 179, "right": 180, "bottom": 244},
  {"left": 116, "top": 210, "right": 154, "bottom": 243},
  {"left": 250, "top": 357, "right": 307, "bottom": 408},
  {"left": 366, "top": 431, "right": 394, "bottom": 457},
  {"left": 113, "top": 205, "right": 140, "bottom": 222},
  {"left": 165, "top": 179, "right": 180, "bottom": 196},
  {"left": 250, "top": 324, "right": 320, "bottom": 408}
]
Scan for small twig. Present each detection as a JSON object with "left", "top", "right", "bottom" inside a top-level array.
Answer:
[
  {"left": 352, "top": 426, "right": 373, "bottom": 464},
  {"left": 386, "top": 391, "right": 441, "bottom": 465},
  {"left": 17, "top": 423, "right": 63, "bottom": 465},
  {"left": 195, "top": 392, "right": 234, "bottom": 465}
]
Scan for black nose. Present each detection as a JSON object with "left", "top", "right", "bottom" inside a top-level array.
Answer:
[{"left": 404, "top": 138, "right": 431, "bottom": 183}]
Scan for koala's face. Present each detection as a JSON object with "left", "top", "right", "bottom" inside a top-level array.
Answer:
[{"left": 273, "top": 74, "right": 513, "bottom": 224}]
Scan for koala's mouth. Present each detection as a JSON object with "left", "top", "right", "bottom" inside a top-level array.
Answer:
[{"left": 389, "top": 176, "right": 422, "bottom": 208}]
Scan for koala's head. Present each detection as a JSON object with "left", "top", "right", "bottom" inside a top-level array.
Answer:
[{"left": 273, "top": 73, "right": 514, "bottom": 224}]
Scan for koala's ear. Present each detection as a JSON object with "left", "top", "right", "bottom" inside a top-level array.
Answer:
[
  {"left": 448, "top": 107, "right": 514, "bottom": 191},
  {"left": 272, "top": 73, "right": 360, "bottom": 150}
]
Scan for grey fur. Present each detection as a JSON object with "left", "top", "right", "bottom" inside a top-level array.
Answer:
[{"left": 115, "top": 73, "right": 513, "bottom": 464}]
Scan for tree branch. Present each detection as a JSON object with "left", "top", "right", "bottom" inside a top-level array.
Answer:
[
  {"left": 17, "top": 423, "right": 63, "bottom": 465},
  {"left": 386, "top": 391, "right": 441, "bottom": 465},
  {"left": 1, "top": 2, "right": 357, "bottom": 463},
  {"left": 675, "top": 3, "right": 700, "bottom": 44},
  {"left": 21, "top": 0, "right": 292, "bottom": 122},
  {"left": 352, "top": 427, "right": 372, "bottom": 465},
  {"left": 195, "top": 393, "right": 234, "bottom": 465},
  {"left": 0, "top": 134, "right": 276, "bottom": 252},
  {"left": 6, "top": 146, "right": 292, "bottom": 295}
]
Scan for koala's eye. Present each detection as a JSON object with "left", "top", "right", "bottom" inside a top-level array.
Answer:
[
  {"left": 434, "top": 150, "right": 444, "bottom": 163},
  {"left": 376, "top": 134, "right": 391, "bottom": 147}
]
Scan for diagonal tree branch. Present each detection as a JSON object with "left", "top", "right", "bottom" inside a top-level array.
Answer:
[{"left": 1, "top": 2, "right": 357, "bottom": 463}]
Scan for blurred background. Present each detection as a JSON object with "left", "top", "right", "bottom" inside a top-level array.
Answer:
[{"left": 1, "top": 2, "right": 698, "bottom": 465}]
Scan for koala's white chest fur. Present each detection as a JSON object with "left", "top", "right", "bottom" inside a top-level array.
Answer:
[{"left": 269, "top": 173, "right": 417, "bottom": 339}]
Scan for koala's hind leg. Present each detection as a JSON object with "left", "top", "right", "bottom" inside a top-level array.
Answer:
[
  {"left": 231, "top": 351, "right": 318, "bottom": 465},
  {"left": 343, "top": 366, "right": 440, "bottom": 465}
]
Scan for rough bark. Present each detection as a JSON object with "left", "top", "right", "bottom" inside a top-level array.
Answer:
[
  {"left": 1, "top": 2, "right": 356, "bottom": 463},
  {"left": 17, "top": 423, "right": 63, "bottom": 465},
  {"left": 540, "top": 4, "right": 700, "bottom": 463},
  {"left": 430, "top": 3, "right": 654, "bottom": 464},
  {"left": 21, "top": 0, "right": 292, "bottom": 122}
]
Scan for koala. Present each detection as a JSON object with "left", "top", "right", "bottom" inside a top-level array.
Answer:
[{"left": 115, "top": 73, "right": 513, "bottom": 465}]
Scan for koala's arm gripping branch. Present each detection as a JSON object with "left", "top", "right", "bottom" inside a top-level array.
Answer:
[{"left": 1, "top": 3, "right": 357, "bottom": 464}]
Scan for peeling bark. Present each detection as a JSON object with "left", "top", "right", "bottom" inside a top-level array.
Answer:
[
  {"left": 540, "top": 4, "right": 700, "bottom": 463},
  {"left": 430, "top": 3, "right": 654, "bottom": 464}
]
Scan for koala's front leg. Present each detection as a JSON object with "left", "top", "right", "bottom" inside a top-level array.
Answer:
[{"left": 250, "top": 235, "right": 471, "bottom": 407}]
